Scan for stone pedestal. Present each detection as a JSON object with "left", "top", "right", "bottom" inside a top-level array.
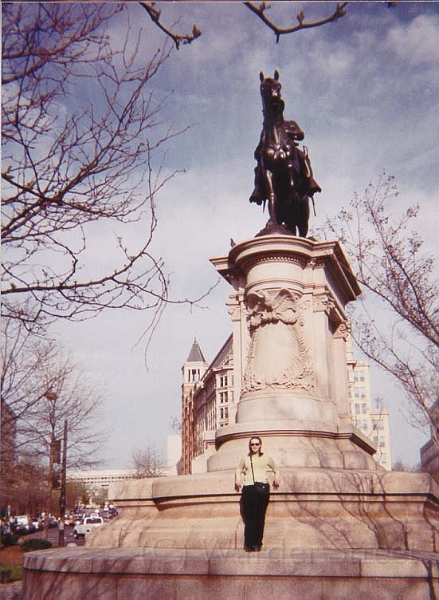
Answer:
[
  {"left": 21, "top": 233, "right": 439, "bottom": 599},
  {"left": 209, "top": 235, "right": 376, "bottom": 472}
]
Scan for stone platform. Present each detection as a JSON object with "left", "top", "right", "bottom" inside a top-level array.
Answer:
[
  {"left": 22, "top": 547, "right": 439, "bottom": 599},
  {"left": 21, "top": 467, "right": 439, "bottom": 598},
  {"left": 79, "top": 469, "right": 439, "bottom": 554}
]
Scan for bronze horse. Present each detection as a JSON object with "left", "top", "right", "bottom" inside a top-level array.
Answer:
[{"left": 250, "top": 71, "right": 321, "bottom": 237}]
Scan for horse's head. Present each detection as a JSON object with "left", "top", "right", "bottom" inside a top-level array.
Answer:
[{"left": 259, "top": 70, "right": 284, "bottom": 116}]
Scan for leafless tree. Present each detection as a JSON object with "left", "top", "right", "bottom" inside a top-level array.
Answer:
[
  {"left": 1, "top": 321, "right": 107, "bottom": 519},
  {"left": 169, "top": 416, "right": 182, "bottom": 435},
  {"left": 132, "top": 444, "right": 165, "bottom": 478},
  {"left": 323, "top": 173, "right": 439, "bottom": 448},
  {"left": 3, "top": 454, "right": 47, "bottom": 517},
  {"left": 65, "top": 480, "right": 89, "bottom": 513},
  {"left": 392, "top": 459, "right": 422, "bottom": 473},
  {"left": 1, "top": 3, "right": 206, "bottom": 339},
  {"left": 1, "top": 319, "right": 63, "bottom": 428},
  {"left": 10, "top": 349, "right": 106, "bottom": 468}
]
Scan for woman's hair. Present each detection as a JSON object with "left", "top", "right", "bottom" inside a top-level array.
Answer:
[{"left": 248, "top": 436, "right": 263, "bottom": 456}]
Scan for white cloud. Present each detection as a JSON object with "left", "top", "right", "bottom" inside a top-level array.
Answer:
[{"left": 385, "top": 14, "right": 439, "bottom": 65}]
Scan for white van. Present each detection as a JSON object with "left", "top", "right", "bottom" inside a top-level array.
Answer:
[{"left": 73, "top": 515, "right": 104, "bottom": 538}]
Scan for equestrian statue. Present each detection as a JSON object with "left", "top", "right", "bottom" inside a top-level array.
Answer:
[{"left": 250, "top": 70, "right": 321, "bottom": 237}]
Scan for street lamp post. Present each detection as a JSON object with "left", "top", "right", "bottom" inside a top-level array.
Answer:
[
  {"left": 44, "top": 392, "right": 68, "bottom": 546},
  {"left": 44, "top": 392, "right": 58, "bottom": 540},
  {"left": 58, "top": 419, "right": 68, "bottom": 547}
]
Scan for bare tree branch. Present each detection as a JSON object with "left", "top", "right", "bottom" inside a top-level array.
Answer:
[
  {"left": 244, "top": 2, "right": 348, "bottom": 42},
  {"left": 139, "top": 2, "right": 201, "bottom": 49}
]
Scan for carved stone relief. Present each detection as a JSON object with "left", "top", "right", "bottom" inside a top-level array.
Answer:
[
  {"left": 242, "top": 288, "right": 315, "bottom": 393},
  {"left": 313, "top": 293, "right": 335, "bottom": 315},
  {"left": 333, "top": 321, "right": 351, "bottom": 341}
]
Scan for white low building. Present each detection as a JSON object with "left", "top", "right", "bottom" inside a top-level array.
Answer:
[{"left": 68, "top": 469, "right": 137, "bottom": 491}]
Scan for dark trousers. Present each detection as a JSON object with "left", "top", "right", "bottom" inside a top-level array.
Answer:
[{"left": 240, "top": 484, "right": 270, "bottom": 549}]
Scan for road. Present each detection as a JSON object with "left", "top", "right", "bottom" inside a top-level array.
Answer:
[{"left": 28, "top": 526, "right": 85, "bottom": 547}]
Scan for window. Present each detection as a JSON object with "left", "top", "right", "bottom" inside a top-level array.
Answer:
[
  {"left": 219, "top": 375, "right": 228, "bottom": 388},
  {"left": 190, "top": 369, "right": 200, "bottom": 382},
  {"left": 219, "top": 392, "right": 228, "bottom": 404},
  {"left": 220, "top": 407, "right": 229, "bottom": 420}
]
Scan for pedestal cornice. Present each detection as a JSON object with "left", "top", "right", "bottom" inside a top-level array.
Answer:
[{"left": 210, "top": 235, "right": 361, "bottom": 305}]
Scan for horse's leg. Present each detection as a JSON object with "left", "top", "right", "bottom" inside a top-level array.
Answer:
[
  {"left": 284, "top": 201, "right": 297, "bottom": 236},
  {"left": 250, "top": 166, "right": 263, "bottom": 204},
  {"left": 264, "top": 169, "right": 277, "bottom": 224}
]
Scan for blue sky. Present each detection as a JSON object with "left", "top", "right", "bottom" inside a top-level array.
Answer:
[{"left": 53, "top": 2, "right": 439, "bottom": 469}]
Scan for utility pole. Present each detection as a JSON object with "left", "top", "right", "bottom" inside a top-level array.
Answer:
[
  {"left": 44, "top": 392, "right": 58, "bottom": 540},
  {"left": 58, "top": 419, "right": 68, "bottom": 547}
]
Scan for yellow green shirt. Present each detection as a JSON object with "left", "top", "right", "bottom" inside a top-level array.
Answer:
[{"left": 235, "top": 453, "right": 279, "bottom": 486}]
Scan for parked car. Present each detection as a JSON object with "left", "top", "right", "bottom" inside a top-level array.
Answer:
[
  {"left": 11, "top": 515, "right": 32, "bottom": 535},
  {"left": 32, "top": 518, "right": 43, "bottom": 531},
  {"left": 48, "top": 515, "right": 58, "bottom": 528},
  {"left": 73, "top": 516, "right": 104, "bottom": 539},
  {"left": 11, "top": 522, "right": 27, "bottom": 535}
]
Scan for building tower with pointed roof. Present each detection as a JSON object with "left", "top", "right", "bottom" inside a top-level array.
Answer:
[{"left": 181, "top": 339, "right": 208, "bottom": 474}]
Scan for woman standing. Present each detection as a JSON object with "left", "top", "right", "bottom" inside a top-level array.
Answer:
[{"left": 235, "top": 436, "right": 280, "bottom": 552}]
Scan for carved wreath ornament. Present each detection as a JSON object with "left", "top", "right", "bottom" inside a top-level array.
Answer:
[
  {"left": 242, "top": 288, "right": 314, "bottom": 392},
  {"left": 246, "top": 288, "right": 301, "bottom": 329}
]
